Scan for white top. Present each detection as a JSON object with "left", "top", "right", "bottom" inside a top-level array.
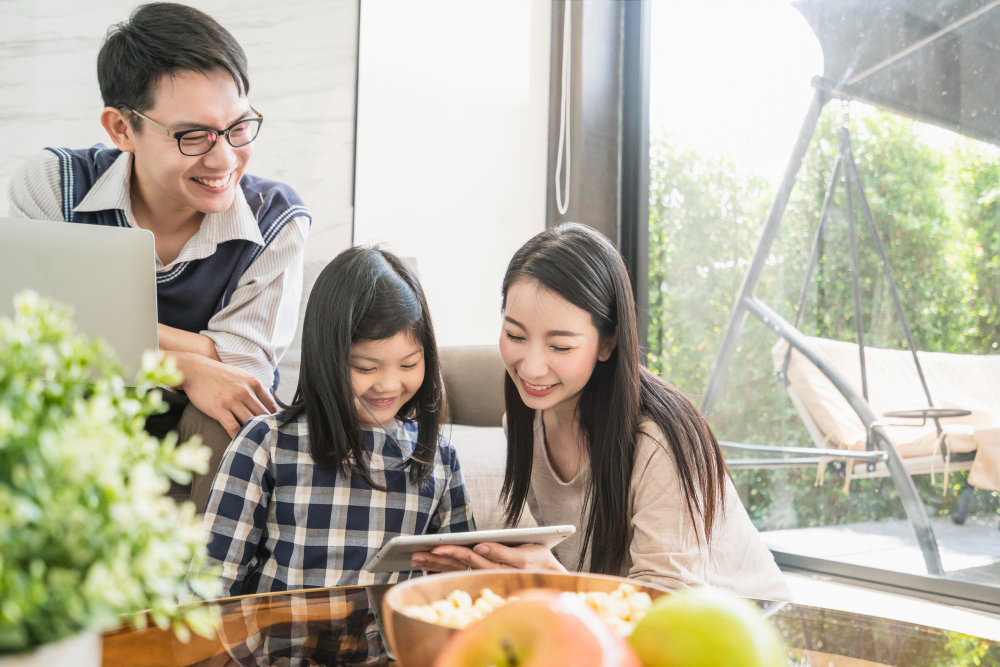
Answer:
[
  {"left": 524, "top": 411, "right": 792, "bottom": 601},
  {"left": 7, "top": 150, "right": 309, "bottom": 388}
]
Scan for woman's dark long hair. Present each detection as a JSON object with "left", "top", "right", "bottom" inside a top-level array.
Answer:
[
  {"left": 500, "top": 223, "right": 730, "bottom": 575},
  {"left": 281, "top": 246, "right": 443, "bottom": 488}
]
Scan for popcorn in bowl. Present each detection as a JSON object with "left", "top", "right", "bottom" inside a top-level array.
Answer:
[{"left": 401, "top": 582, "right": 653, "bottom": 636}]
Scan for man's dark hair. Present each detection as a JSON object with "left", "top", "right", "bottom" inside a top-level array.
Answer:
[{"left": 97, "top": 2, "right": 250, "bottom": 129}]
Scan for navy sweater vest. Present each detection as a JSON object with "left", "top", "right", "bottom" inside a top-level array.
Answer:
[{"left": 45, "top": 145, "right": 310, "bottom": 389}]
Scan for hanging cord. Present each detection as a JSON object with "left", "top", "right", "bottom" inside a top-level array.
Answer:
[
  {"left": 928, "top": 431, "right": 952, "bottom": 496},
  {"left": 554, "top": 1, "right": 572, "bottom": 216},
  {"left": 842, "top": 459, "right": 855, "bottom": 494},
  {"left": 813, "top": 433, "right": 840, "bottom": 488}
]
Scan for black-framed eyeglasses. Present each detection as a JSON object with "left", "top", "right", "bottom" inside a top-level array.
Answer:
[{"left": 125, "top": 106, "right": 264, "bottom": 156}]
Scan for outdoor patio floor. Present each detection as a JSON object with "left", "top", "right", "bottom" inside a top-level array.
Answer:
[{"left": 762, "top": 517, "right": 1000, "bottom": 585}]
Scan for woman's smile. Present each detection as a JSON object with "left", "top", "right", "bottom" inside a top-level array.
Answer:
[{"left": 519, "top": 377, "right": 561, "bottom": 397}]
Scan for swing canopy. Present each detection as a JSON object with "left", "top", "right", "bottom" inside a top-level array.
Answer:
[{"left": 794, "top": 0, "right": 1000, "bottom": 145}]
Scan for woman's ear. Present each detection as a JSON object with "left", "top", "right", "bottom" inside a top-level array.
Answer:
[
  {"left": 597, "top": 334, "right": 617, "bottom": 362},
  {"left": 100, "top": 107, "right": 137, "bottom": 153}
]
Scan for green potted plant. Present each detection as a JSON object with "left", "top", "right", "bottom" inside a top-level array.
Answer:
[{"left": 0, "top": 291, "right": 219, "bottom": 666}]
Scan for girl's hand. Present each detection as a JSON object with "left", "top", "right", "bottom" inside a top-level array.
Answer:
[{"left": 411, "top": 543, "right": 567, "bottom": 572}]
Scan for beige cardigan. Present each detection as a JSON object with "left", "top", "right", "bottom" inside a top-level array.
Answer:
[{"left": 522, "top": 411, "right": 792, "bottom": 602}]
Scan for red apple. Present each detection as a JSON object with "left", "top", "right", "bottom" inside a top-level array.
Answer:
[{"left": 433, "top": 589, "right": 641, "bottom": 667}]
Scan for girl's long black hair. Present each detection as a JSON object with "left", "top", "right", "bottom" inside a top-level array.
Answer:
[
  {"left": 500, "top": 223, "right": 730, "bottom": 575},
  {"left": 281, "top": 246, "right": 443, "bottom": 488}
]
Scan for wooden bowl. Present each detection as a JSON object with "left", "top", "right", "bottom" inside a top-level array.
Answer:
[{"left": 382, "top": 570, "right": 673, "bottom": 667}]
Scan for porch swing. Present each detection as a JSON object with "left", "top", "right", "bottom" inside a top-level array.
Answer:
[{"left": 701, "top": 0, "right": 1000, "bottom": 576}]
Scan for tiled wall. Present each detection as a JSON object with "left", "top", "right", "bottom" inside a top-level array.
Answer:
[{"left": 0, "top": 0, "right": 358, "bottom": 262}]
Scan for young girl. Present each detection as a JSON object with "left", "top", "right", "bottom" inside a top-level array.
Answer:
[
  {"left": 204, "top": 246, "right": 475, "bottom": 596},
  {"left": 415, "top": 223, "right": 789, "bottom": 601}
]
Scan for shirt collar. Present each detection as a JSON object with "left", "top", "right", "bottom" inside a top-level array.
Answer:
[
  {"left": 73, "top": 152, "right": 265, "bottom": 249},
  {"left": 208, "top": 184, "right": 266, "bottom": 248},
  {"left": 73, "top": 150, "right": 132, "bottom": 213}
]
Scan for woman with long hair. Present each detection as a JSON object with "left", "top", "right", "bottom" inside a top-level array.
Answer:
[{"left": 415, "top": 223, "right": 788, "bottom": 600}]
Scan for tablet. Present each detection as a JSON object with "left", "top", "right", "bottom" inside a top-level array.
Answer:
[{"left": 363, "top": 525, "right": 576, "bottom": 573}]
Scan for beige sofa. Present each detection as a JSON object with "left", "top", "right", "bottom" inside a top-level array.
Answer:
[
  {"left": 439, "top": 346, "right": 534, "bottom": 530},
  {"left": 276, "top": 260, "right": 525, "bottom": 530}
]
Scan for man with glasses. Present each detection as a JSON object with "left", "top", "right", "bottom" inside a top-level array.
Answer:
[{"left": 7, "top": 3, "right": 311, "bottom": 512}]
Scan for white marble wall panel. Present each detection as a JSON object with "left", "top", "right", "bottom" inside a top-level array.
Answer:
[
  {"left": 0, "top": 0, "right": 357, "bottom": 261},
  {"left": 354, "top": 0, "right": 552, "bottom": 347}
]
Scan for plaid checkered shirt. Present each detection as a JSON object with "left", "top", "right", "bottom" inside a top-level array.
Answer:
[{"left": 203, "top": 411, "right": 476, "bottom": 597}]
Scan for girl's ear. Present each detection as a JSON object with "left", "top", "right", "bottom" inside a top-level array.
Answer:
[{"left": 597, "top": 333, "right": 617, "bottom": 362}]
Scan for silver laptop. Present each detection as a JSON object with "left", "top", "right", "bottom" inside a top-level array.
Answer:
[{"left": 0, "top": 217, "right": 158, "bottom": 379}]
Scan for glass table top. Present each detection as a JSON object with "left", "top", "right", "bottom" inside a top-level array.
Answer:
[{"left": 101, "top": 584, "right": 998, "bottom": 666}]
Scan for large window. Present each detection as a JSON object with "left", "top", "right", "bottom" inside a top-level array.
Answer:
[{"left": 645, "top": 0, "right": 1000, "bottom": 598}]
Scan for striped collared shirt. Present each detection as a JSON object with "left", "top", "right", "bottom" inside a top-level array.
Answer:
[
  {"left": 6, "top": 149, "right": 309, "bottom": 388},
  {"left": 203, "top": 411, "right": 476, "bottom": 597}
]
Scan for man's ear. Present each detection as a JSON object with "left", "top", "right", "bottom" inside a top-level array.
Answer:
[
  {"left": 597, "top": 333, "right": 617, "bottom": 362},
  {"left": 100, "top": 107, "right": 137, "bottom": 153}
]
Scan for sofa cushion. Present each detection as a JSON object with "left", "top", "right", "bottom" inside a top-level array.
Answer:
[
  {"left": 444, "top": 424, "right": 535, "bottom": 531},
  {"left": 439, "top": 346, "right": 507, "bottom": 427}
]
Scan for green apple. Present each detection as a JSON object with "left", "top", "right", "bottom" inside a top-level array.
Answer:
[
  {"left": 434, "top": 589, "right": 641, "bottom": 667},
  {"left": 628, "top": 587, "right": 785, "bottom": 667}
]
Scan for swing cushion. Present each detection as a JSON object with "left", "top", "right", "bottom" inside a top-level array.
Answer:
[{"left": 772, "top": 337, "right": 1000, "bottom": 491}]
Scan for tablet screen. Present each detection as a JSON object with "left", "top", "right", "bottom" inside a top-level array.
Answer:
[{"left": 363, "top": 525, "right": 576, "bottom": 573}]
